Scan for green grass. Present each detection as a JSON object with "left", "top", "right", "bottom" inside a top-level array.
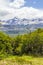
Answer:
[{"left": 0, "top": 56, "right": 43, "bottom": 65}]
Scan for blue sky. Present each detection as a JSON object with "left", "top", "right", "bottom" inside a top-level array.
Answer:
[
  {"left": 0, "top": 0, "right": 43, "bottom": 20},
  {"left": 25, "top": 0, "right": 43, "bottom": 9}
]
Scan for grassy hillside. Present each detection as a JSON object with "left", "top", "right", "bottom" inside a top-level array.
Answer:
[{"left": 0, "top": 56, "right": 43, "bottom": 65}]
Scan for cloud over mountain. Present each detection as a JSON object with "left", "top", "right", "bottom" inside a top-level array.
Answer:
[{"left": 0, "top": 0, "right": 43, "bottom": 21}]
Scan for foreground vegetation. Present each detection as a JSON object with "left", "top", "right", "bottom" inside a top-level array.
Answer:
[
  {"left": 0, "top": 28, "right": 43, "bottom": 65},
  {"left": 0, "top": 28, "right": 43, "bottom": 56},
  {"left": 0, "top": 56, "right": 43, "bottom": 65}
]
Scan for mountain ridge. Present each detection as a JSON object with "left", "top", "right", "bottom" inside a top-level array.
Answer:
[
  {"left": 0, "top": 17, "right": 43, "bottom": 35},
  {"left": 0, "top": 17, "right": 43, "bottom": 25}
]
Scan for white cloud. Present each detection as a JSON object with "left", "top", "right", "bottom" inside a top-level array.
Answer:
[
  {"left": 9, "top": 0, "right": 25, "bottom": 8},
  {"left": 0, "top": 0, "right": 43, "bottom": 23},
  {"left": 1, "top": 7, "right": 43, "bottom": 20}
]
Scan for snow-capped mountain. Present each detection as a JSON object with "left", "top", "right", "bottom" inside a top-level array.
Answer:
[
  {"left": 0, "top": 17, "right": 43, "bottom": 35},
  {"left": 1, "top": 17, "right": 43, "bottom": 25}
]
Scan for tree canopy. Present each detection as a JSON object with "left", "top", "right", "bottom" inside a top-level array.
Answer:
[{"left": 0, "top": 28, "right": 43, "bottom": 56}]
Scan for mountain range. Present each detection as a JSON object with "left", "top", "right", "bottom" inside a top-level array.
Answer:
[{"left": 0, "top": 17, "right": 43, "bottom": 35}]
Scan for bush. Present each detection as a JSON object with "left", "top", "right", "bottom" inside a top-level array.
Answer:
[{"left": 0, "top": 29, "right": 43, "bottom": 57}]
